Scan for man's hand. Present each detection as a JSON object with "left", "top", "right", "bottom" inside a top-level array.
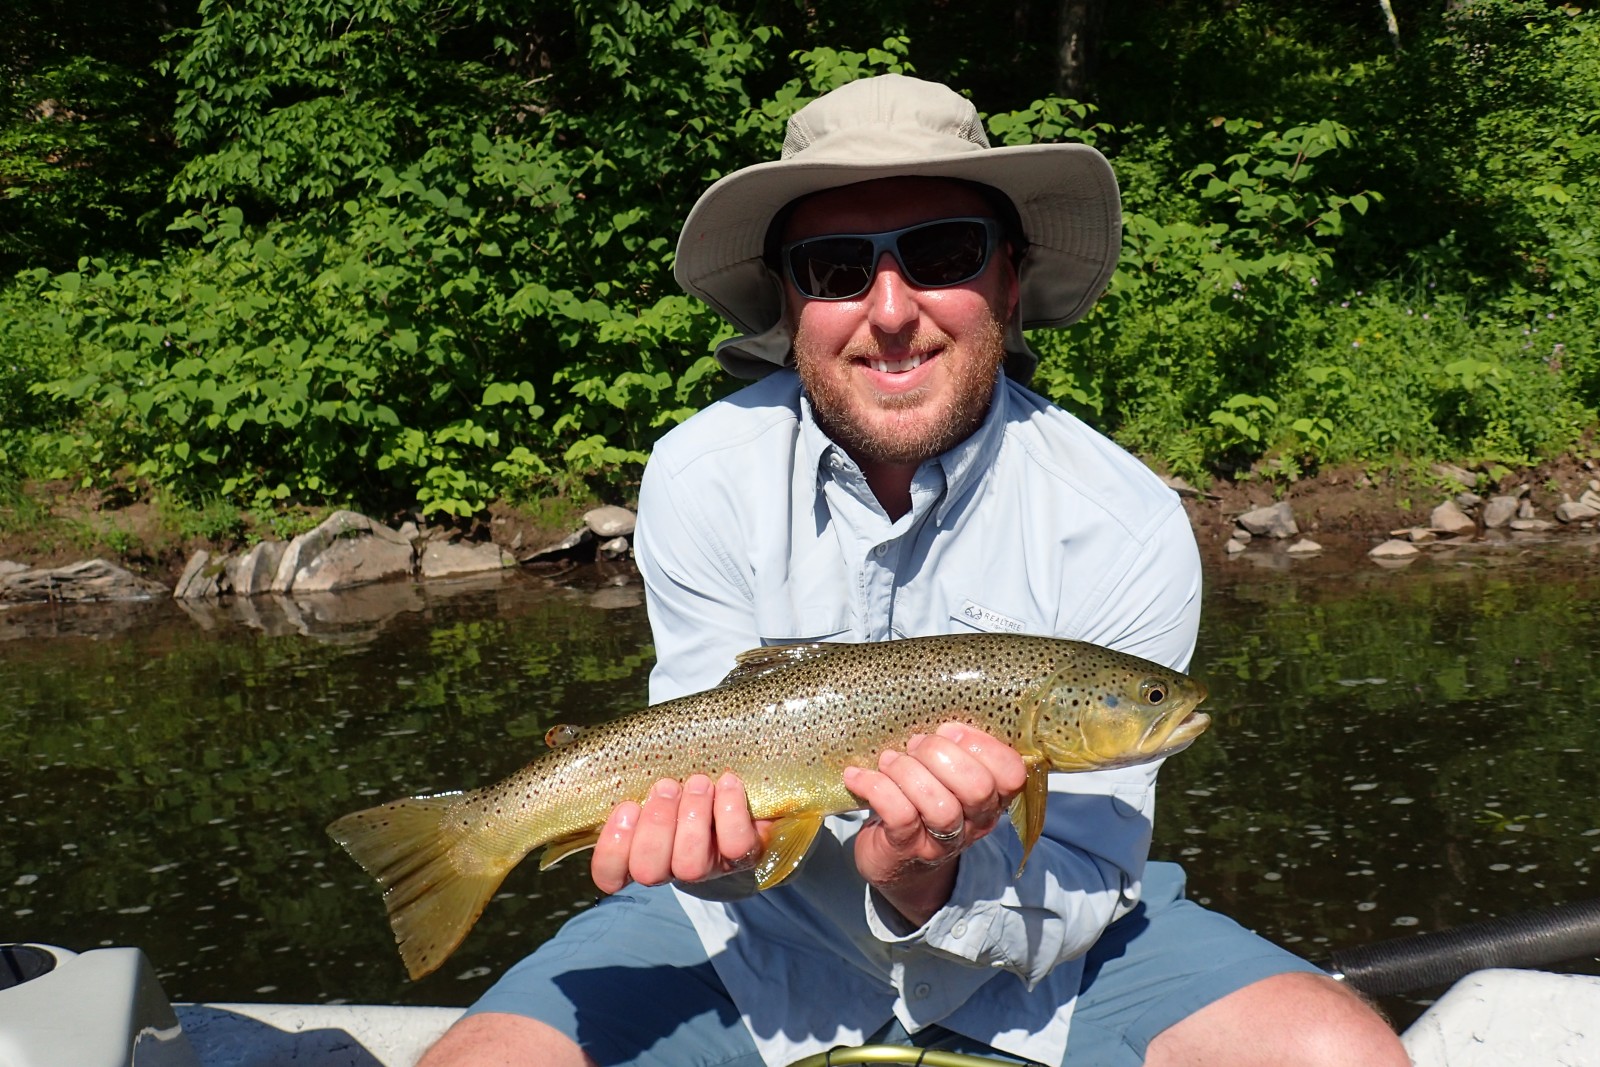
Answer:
[
  {"left": 842, "top": 722, "right": 1028, "bottom": 927},
  {"left": 591, "top": 772, "right": 773, "bottom": 894}
]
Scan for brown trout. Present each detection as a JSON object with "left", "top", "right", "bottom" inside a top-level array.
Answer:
[{"left": 327, "top": 634, "right": 1209, "bottom": 979}]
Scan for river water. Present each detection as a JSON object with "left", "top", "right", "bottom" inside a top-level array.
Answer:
[{"left": 3, "top": 536, "right": 1598, "bottom": 1026}]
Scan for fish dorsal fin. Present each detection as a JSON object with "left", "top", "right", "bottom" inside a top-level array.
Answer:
[
  {"left": 717, "top": 643, "right": 838, "bottom": 687},
  {"left": 752, "top": 812, "right": 824, "bottom": 890},
  {"left": 1007, "top": 757, "right": 1051, "bottom": 877},
  {"left": 544, "top": 723, "right": 584, "bottom": 749}
]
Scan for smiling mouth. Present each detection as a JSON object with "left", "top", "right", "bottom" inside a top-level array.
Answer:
[{"left": 865, "top": 352, "right": 931, "bottom": 374}]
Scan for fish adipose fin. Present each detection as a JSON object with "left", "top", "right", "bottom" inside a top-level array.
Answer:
[
  {"left": 1007, "top": 757, "right": 1051, "bottom": 877},
  {"left": 327, "top": 794, "right": 510, "bottom": 981},
  {"left": 752, "top": 812, "right": 824, "bottom": 890},
  {"left": 544, "top": 723, "right": 584, "bottom": 748},
  {"left": 538, "top": 830, "right": 602, "bottom": 870},
  {"left": 719, "top": 643, "right": 839, "bottom": 686}
]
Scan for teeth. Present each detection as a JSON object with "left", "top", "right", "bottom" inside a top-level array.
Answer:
[{"left": 869, "top": 353, "right": 927, "bottom": 374}]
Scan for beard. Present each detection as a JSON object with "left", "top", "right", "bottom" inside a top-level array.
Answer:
[{"left": 792, "top": 313, "right": 1008, "bottom": 469}]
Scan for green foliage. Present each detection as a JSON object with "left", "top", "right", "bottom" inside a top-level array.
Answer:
[
  {"left": 2, "top": 4, "right": 923, "bottom": 517},
  {"left": 1017, "top": 0, "right": 1600, "bottom": 482},
  {"left": 1, "top": 0, "right": 1598, "bottom": 514},
  {"left": 0, "top": 2, "right": 177, "bottom": 271}
]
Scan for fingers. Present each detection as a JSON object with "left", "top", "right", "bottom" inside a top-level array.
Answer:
[
  {"left": 713, "top": 773, "right": 766, "bottom": 869},
  {"left": 590, "top": 774, "right": 765, "bottom": 895},
  {"left": 592, "top": 799, "right": 641, "bottom": 895},
  {"left": 591, "top": 778, "right": 682, "bottom": 894},
  {"left": 846, "top": 724, "right": 1027, "bottom": 855},
  {"left": 669, "top": 774, "right": 716, "bottom": 882},
  {"left": 934, "top": 722, "right": 1028, "bottom": 787}
]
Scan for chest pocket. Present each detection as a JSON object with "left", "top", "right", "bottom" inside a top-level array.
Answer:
[
  {"left": 750, "top": 533, "right": 854, "bottom": 645},
  {"left": 753, "top": 593, "right": 852, "bottom": 646}
]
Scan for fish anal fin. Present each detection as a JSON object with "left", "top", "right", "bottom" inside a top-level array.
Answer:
[
  {"left": 538, "top": 830, "right": 601, "bottom": 871},
  {"left": 1007, "top": 757, "right": 1051, "bottom": 878},
  {"left": 719, "top": 643, "right": 840, "bottom": 687},
  {"left": 752, "top": 812, "right": 824, "bottom": 890},
  {"left": 327, "top": 794, "right": 510, "bottom": 981}
]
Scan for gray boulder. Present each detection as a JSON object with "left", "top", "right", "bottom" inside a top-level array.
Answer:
[
  {"left": 1432, "top": 463, "right": 1479, "bottom": 489},
  {"left": 1555, "top": 499, "right": 1600, "bottom": 524},
  {"left": 584, "top": 505, "right": 637, "bottom": 538},
  {"left": 173, "top": 550, "right": 225, "bottom": 599},
  {"left": 227, "top": 541, "right": 287, "bottom": 597},
  {"left": 1481, "top": 496, "right": 1519, "bottom": 529},
  {"left": 1369, "top": 539, "right": 1421, "bottom": 560},
  {"left": 271, "top": 510, "right": 414, "bottom": 593},
  {"left": 1236, "top": 502, "right": 1299, "bottom": 539},
  {"left": 419, "top": 540, "right": 514, "bottom": 579},
  {"left": 1430, "top": 500, "right": 1477, "bottom": 536},
  {"left": 0, "top": 559, "right": 166, "bottom": 603}
]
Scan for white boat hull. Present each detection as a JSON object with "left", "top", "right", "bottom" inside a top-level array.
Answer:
[{"left": 4, "top": 944, "right": 1598, "bottom": 1066}]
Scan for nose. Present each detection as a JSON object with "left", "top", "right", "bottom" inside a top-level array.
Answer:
[{"left": 863, "top": 251, "right": 918, "bottom": 335}]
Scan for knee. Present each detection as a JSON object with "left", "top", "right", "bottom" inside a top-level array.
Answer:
[
  {"left": 1283, "top": 973, "right": 1412, "bottom": 1067},
  {"left": 416, "top": 1011, "right": 596, "bottom": 1067},
  {"left": 1147, "top": 971, "right": 1411, "bottom": 1067}
]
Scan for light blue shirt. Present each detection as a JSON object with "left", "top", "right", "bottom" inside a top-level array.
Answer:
[{"left": 633, "top": 369, "right": 1202, "bottom": 1066}]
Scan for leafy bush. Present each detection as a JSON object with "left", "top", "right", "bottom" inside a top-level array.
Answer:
[
  {"left": 2, "top": 0, "right": 1598, "bottom": 515},
  {"left": 11, "top": 7, "right": 919, "bottom": 516}
]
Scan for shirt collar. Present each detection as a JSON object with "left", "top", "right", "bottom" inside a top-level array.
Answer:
[{"left": 797, "top": 372, "right": 1009, "bottom": 526}]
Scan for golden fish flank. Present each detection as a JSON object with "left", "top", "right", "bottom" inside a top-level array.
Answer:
[{"left": 327, "top": 633, "right": 1210, "bottom": 979}]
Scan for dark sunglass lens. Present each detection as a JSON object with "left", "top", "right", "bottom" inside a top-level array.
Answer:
[
  {"left": 788, "top": 237, "right": 874, "bottom": 299},
  {"left": 898, "top": 221, "right": 990, "bottom": 287}
]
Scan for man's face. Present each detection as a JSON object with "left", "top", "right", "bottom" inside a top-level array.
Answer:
[{"left": 781, "top": 177, "right": 1019, "bottom": 470}]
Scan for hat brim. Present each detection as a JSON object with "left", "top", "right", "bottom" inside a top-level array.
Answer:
[{"left": 673, "top": 142, "right": 1121, "bottom": 361}]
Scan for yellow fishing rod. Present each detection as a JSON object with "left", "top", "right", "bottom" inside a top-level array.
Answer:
[{"left": 786, "top": 1045, "right": 1037, "bottom": 1067}]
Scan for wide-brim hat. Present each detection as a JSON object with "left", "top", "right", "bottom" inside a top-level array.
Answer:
[{"left": 673, "top": 73, "right": 1122, "bottom": 380}]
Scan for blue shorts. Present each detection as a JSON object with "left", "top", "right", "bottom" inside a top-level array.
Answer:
[{"left": 467, "top": 861, "right": 1323, "bottom": 1067}]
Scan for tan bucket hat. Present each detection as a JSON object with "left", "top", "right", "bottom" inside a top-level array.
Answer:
[{"left": 673, "top": 73, "right": 1122, "bottom": 380}]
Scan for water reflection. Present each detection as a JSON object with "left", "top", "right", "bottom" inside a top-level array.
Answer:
[{"left": 2, "top": 543, "right": 1598, "bottom": 1024}]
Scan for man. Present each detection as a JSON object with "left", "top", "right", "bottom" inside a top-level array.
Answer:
[{"left": 421, "top": 74, "right": 1409, "bottom": 1067}]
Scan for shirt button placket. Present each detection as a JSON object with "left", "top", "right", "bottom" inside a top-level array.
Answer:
[{"left": 864, "top": 541, "right": 896, "bottom": 640}]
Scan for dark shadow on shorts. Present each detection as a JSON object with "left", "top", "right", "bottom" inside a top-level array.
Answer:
[
  {"left": 1078, "top": 904, "right": 1148, "bottom": 995},
  {"left": 554, "top": 961, "right": 746, "bottom": 1067}
]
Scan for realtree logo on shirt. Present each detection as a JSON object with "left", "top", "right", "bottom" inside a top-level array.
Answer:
[{"left": 959, "top": 599, "right": 1026, "bottom": 634}]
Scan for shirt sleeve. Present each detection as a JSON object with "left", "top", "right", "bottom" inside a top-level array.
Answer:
[
  {"left": 864, "top": 501, "right": 1202, "bottom": 985},
  {"left": 634, "top": 452, "right": 760, "bottom": 703}
]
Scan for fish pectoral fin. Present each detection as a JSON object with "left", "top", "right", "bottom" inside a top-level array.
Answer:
[
  {"left": 718, "top": 643, "right": 840, "bottom": 686},
  {"left": 1006, "top": 757, "right": 1051, "bottom": 878},
  {"left": 751, "top": 812, "right": 824, "bottom": 891},
  {"left": 538, "top": 830, "right": 602, "bottom": 871}
]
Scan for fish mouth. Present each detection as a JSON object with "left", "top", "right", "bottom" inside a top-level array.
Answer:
[
  {"left": 1042, "top": 707, "right": 1211, "bottom": 771},
  {"left": 1149, "top": 709, "right": 1211, "bottom": 756}
]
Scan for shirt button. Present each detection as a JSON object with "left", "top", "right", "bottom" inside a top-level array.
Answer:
[
  {"left": 912, "top": 982, "right": 932, "bottom": 999},
  {"left": 951, "top": 921, "right": 968, "bottom": 938},
  {"left": 873, "top": 543, "right": 888, "bottom": 557}
]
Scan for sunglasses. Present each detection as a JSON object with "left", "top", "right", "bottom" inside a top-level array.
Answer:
[{"left": 780, "top": 217, "right": 1002, "bottom": 301}]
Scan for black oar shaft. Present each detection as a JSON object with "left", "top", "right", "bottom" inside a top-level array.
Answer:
[{"left": 1323, "top": 898, "right": 1600, "bottom": 997}]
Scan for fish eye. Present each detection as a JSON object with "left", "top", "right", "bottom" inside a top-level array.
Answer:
[{"left": 1142, "top": 680, "right": 1167, "bottom": 705}]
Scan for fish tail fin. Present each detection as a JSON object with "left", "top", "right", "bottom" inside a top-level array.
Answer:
[{"left": 327, "top": 794, "right": 510, "bottom": 981}]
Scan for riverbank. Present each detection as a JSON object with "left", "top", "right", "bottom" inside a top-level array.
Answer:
[{"left": 2, "top": 448, "right": 1598, "bottom": 591}]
